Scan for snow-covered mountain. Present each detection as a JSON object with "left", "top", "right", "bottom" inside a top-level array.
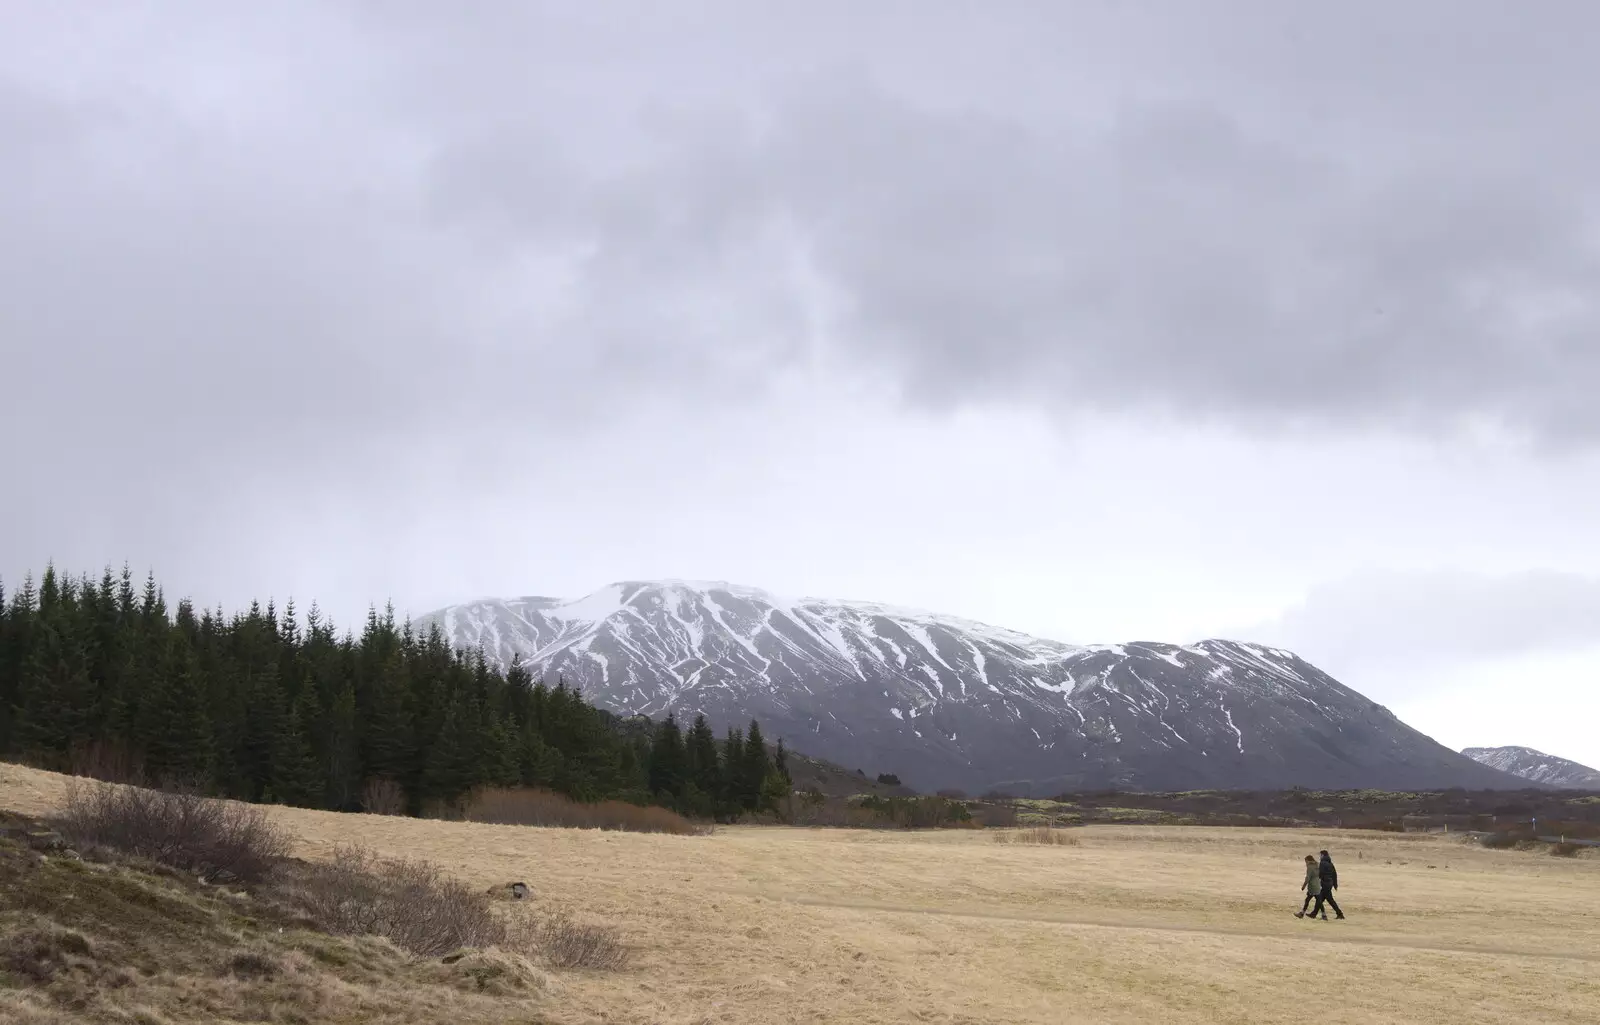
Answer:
[
  {"left": 1461, "top": 746, "right": 1600, "bottom": 789},
  {"left": 411, "top": 580, "right": 1530, "bottom": 795}
]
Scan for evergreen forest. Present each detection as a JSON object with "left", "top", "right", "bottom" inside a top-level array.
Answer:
[{"left": 0, "top": 565, "right": 791, "bottom": 820}]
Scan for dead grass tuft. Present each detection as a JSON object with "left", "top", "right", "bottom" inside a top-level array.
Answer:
[
  {"left": 992, "top": 826, "right": 1080, "bottom": 846},
  {"left": 428, "top": 948, "right": 562, "bottom": 995},
  {"left": 0, "top": 924, "right": 93, "bottom": 984},
  {"left": 56, "top": 780, "right": 292, "bottom": 883},
  {"left": 222, "top": 949, "right": 282, "bottom": 979}
]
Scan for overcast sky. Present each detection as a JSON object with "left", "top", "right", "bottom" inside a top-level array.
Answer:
[{"left": 6, "top": 1, "right": 1600, "bottom": 768}]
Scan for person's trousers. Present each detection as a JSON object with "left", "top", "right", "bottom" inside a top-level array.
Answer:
[
  {"left": 1316, "top": 888, "right": 1342, "bottom": 917},
  {"left": 1300, "top": 891, "right": 1319, "bottom": 913}
]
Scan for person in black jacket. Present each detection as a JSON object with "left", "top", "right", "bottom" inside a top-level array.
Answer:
[{"left": 1313, "top": 849, "right": 1345, "bottom": 919}]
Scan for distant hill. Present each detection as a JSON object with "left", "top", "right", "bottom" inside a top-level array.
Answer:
[
  {"left": 1462, "top": 746, "right": 1600, "bottom": 789},
  {"left": 414, "top": 579, "right": 1532, "bottom": 795}
]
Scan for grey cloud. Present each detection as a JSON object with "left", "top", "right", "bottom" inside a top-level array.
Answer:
[
  {"left": 1244, "top": 570, "right": 1600, "bottom": 672},
  {"left": 397, "top": 3, "right": 1600, "bottom": 443},
  {"left": 9, "top": 0, "right": 1600, "bottom": 460},
  {"left": 8, "top": 0, "right": 1600, "bottom": 601}
]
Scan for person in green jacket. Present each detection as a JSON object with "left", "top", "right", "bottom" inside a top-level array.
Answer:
[{"left": 1295, "top": 854, "right": 1324, "bottom": 918}]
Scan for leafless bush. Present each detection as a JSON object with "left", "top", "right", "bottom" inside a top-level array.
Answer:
[
  {"left": 514, "top": 912, "right": 628, "bottom": 971},
  {"left": 460, "top": 787, "right": 708, "bottom": 835},
  {"left": 57, "top": 780, "right": 292, "bottom": 883},
  {"left": 270, "top": 846, "right": 506, "bottom": 957},
  {"left": 361, "top": 778, "right": 408, "bottom": 816},
  {"left": 993, "top": 826, "right": 1080, "bottom": 846}
]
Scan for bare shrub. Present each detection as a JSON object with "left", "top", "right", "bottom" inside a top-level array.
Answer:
[
  {"left": 460, "top": 787, "right": 707, "bottom": 835},
  {"left": 993, "top": 826, "right": 1080, "bottom": 846},
  {"left": 270, "top": 846, "right": 505, "bottom": 957},
  {"left": 361, "top": 778, "right": 408, "bottom": 816},
  {"left": 513, "top": 912, "right": 628, "bottom": 971},
  {"left": 56, "top": 780, "right": 292, "bottom": 883},
  {"left": 1551, "top": 842, "right": 1583, "bottom": 858}
]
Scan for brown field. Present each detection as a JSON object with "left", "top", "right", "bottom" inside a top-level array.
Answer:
[{"left": 4, "top": 763, "right": 1600, "bottom": 1024}]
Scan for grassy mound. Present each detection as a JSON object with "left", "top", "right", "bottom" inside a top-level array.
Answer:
[{"left": 0, "top": 805, "right": 592, "bottom": 1024}]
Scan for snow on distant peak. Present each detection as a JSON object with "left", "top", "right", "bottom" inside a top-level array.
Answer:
[{"left": 1462, "top": 745, "right": 1600, "bottom": 788}]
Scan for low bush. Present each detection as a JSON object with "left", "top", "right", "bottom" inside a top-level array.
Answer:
[
  {"left": 268, "top": 846, "right": 505, "bottom": 958},
  {"left": 56, "top": 781, "right": 292, "bottom": 883},
  {"left": 515, "top": 912, "right": 629, "bottom": 971},
  {"left": 457, "top": 787, "right": 708, "bottom": 835}
]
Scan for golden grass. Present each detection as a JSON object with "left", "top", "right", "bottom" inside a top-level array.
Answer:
[
  {"left": 993, "top": 825, "right": 1080, "bottom": 846},
  {"left": 5, "top": 762, "right": 1600, "bottom": 1024}
]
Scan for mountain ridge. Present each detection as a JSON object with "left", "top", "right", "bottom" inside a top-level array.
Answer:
[
  {"left": 1461, "top": 745, "right": 1600, "bottom": 790},
  {"left": 412, "top": 579, "right": 1531, "bottom": 795}
]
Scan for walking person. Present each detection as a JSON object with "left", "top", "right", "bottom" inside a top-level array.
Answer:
[
  {"left": 1295, "top": 854, "right": 1321, "bottom": 918},
  {"left": 1317, "top": 849, "right": 1345, "bottom": 919}
]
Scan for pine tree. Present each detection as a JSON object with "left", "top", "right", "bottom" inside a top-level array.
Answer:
[
  {"left": 518, "top": 717, "right": 563, "bottom": 788},
  {"left": 324, "top": 682, "right": 360, "bottom": 808},
  {"left": 484, "top": 714, "right": 521, "bottom": 788},
  {"left": 0, "top": 577, "right": 10, "bottom": 753},
  {"left": 267, "top": 695, "right": 323, "bottom": 806},
  {"left": 141, "top": 631, "right": 214, "bottom": 787},
  {"left": 741, "top": 719, "right": 773, "bottom": 812},
  {"left": 363, "top": 654, "right": 413, "bottom": 783},
  {"left": 721, "top": 726, "right": 745, "bottom": 817},
  {"left": 423, "top": 697, "right": 483, "bottom": 805},
  {"left": 647, "top": 713, "right": 687, "bottom": 801},
  {"left": 774, "top": 738, "right": 791, "bottom": 784},
  {"left": 12, "top": 612, "right": 94, "bottom": 765},
  {"left": 685, "top": 714, "right": 722, "bottom": 800}
]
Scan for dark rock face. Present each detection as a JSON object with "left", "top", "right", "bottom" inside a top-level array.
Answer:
[{"left": 414, "top": 580, "right": 1531, "bottom": 796}]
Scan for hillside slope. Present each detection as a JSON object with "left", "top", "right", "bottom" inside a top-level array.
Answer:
[{"left": 414, "top": 580, "right": 1529, "bottom": 795}]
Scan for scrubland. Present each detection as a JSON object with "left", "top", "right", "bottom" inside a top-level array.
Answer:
[{"left": 4, "top": 762, "right": 1598, "bottom": 1024}]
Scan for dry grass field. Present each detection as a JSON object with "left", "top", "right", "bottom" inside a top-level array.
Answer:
[{"left": 4, "top": 762, "right": 1599, "bottom": 1024}]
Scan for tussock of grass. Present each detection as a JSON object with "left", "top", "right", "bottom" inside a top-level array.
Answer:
[{"left": 992, "top": 826, "right": 1080, "bottom": 846}]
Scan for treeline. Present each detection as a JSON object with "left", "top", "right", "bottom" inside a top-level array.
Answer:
[{"left": 0, "top": 566, "right": 790, "bottom": 821}]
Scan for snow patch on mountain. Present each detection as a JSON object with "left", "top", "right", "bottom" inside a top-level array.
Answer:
[{"left": 412, "top": 580, "right": 1533, "bottom": 794}]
